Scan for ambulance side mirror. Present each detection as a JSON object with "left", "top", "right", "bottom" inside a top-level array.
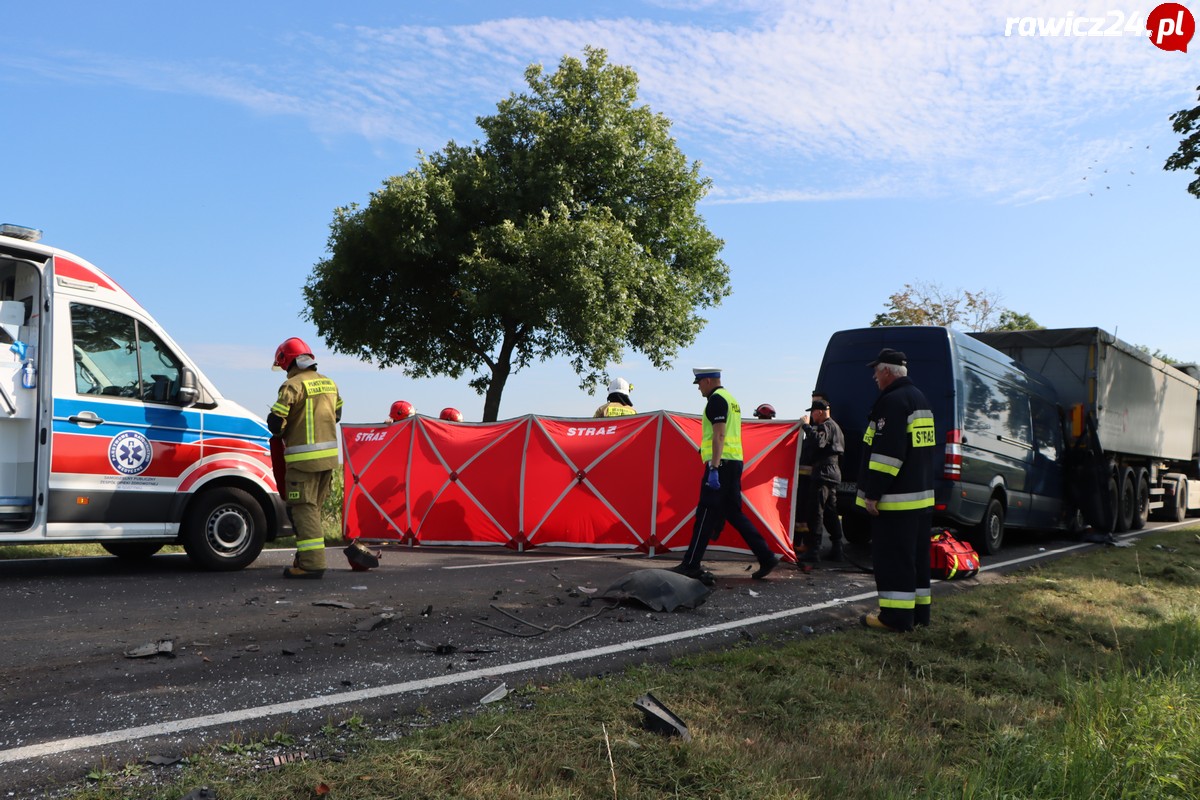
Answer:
[{"left": 178, "top": 368, "right": 199, "bottom": 407}]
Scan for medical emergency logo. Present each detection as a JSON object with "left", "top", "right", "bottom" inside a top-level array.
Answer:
[{"left": 109, "top": 431, "right": 153, "bottom": 475}]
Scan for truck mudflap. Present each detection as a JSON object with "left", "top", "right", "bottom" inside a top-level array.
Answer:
[{"left": 1065, "top": 413, "right": 1114, "bottom": 533}]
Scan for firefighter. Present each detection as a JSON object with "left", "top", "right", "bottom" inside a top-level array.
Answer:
[
  {"left": 857, "top": 348, "right": 936, "bottom": 631},
  {"left": 753, "top": 403, "right": 776, "bottom": 420},
  {"left": 672, "top": 367, "right": 781, "bottom": 581},
  {"left": 268, "top": 337, "right": 343, "bottom": 580},
  {"left": 593, "top": 377, "right": 636, "bottom": 418},
  {"left": 439, "top": 407, "right": 464, "bottom": 422}
]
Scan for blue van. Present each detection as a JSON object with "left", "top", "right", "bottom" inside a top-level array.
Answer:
[{"left": 814, "top": 326, "right": 1071, "bottom": 554}]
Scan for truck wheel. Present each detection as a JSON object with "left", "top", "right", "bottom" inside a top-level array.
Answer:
[
  {"left": 101, "top": 542, "right": 164, "bottom": 560},
  {"left": 1115, "top": 467, "right": 1135, "bottom": 533},
  {"left": 182, "top": 487, "right": 266, "bottom": 571},
  {"left": 1131, "top": 469, "right": 1150, "bottom": 530},
  {"left": 973, "top": 497, "right": 1005, "bottom": 555},
  {"left": 1174, "top": 479, "right": 1188, "bottom": 522}
]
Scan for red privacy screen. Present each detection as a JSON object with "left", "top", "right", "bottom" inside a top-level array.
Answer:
[{"left": 341, "top": 411, "right": 800, "bottom": 560}]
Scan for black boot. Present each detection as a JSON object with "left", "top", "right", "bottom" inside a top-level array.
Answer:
[{"left": 827, "top": 540, "right": 844, "bottom": 561}]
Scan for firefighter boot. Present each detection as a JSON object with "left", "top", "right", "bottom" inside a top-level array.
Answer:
[{"left": 282, "top": 566, "right": 325, "bottom": 580}]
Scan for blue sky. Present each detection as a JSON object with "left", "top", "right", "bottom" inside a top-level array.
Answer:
[{"left": 4, "top": 1, "right": 1197, "bottom": 423}]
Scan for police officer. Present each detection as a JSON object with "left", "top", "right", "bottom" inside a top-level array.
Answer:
[
  {"left": 798, "top": 398, "right": 845, "bottom": 563},
  {"left": 269, "top": 337, "right": 343, "bottom": 580},
  {"left": 593, "top": 377, "right": 637, "bottom": 418},
  {"left": 857, "top": 349, "right": 936, "bottom": 631},
  {"left": 673, "top": 367, "right": 781, "bottom": 580}
]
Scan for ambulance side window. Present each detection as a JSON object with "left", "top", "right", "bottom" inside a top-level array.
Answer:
[{"left": 69, "top": 304, "right": 184, "bottom": 404}]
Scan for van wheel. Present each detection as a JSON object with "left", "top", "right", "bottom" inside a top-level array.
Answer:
[
  {"left": 1131, "top": 469, "right": 1150, "bottom": 530},
  {"left": 182, "top": 487, "right": 266, "bottom": 571},
  {"left": 1115, "top": 467, "right": 1135, "bottom": 533},
  {"left": 973, "top": 497, "right": 1005, "bottom": 555},
  {"left": 842, "top": 512, "right": 871, "bottom": 546},
  {"left": 101, "top": 542, "right": 164, "bottom": 560}
]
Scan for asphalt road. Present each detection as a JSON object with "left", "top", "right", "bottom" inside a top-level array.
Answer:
[{"left": 0, "top": 522, "right": 1180, "bottom": 796}]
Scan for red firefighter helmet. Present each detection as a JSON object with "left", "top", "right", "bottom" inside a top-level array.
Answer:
[
  {"left": 273, "top": 337, "right": 313, "bottom": 370},
  {"left": 754, "top": 403, "right": 777, "bottom": 420},
  {"left": 389, "top": 400, "right": 416, "bottom": 422},
  {"left": 439, "top": 407, "right": 463, "bottom": 422}
]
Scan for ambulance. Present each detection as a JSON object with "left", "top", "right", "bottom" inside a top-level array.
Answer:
[{"left": 0, "top": 224, "right": 290, "bottom": 570}]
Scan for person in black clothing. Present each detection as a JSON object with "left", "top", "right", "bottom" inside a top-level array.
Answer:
[
  {"left": 798, "top": 399, "right": 845, "bottom": 563},
  {"left": 794, "top": 389, "right": 829, "bottom": 557},
  {"left": 673, "top": 367, "right": 781, "bottom": 581},
  {"left": 857, "top": 348, "right": 937, "bottom": 632}
]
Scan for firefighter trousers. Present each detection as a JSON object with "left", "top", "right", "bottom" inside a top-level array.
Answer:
[
  {"left": 869, "top": 508, "right": 932, "bottom": 631},
  {"left": 285, "top": 468, "right": 332, "bottom": 571}
]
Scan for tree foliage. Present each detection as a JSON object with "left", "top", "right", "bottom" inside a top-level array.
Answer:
[
  {"left": 871, "top": 282, "right": 1041, "bottom": 332},
  {"left": 1165, "top": 84, "right": 1200, "bottom": 201},
  {"left": 303, "top": 47, "right": 728, "bottom": 421}
]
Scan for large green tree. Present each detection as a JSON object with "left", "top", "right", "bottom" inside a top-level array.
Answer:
[
  {"left": 1165, "top": 84, "right": 1200, "bottom": 200},
  {"left": 304, "top": 47, "right": 728, "bottom": 421},
  {"left": 871, "top": 282, "right": 1041, "bottom": 331}
]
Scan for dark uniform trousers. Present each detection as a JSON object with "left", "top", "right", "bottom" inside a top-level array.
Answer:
[
  {"left": 870, "top": 508, "right": 932, "bottom": 631},
  {"left": 806, "top": 480, "right": 844, "bottom": 552},
  {"left": 680, "top": 460, "right": 775, "bottom": 570}
]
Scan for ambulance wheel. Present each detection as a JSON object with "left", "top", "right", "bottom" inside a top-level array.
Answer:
[
  {"left": 101, "top": 542, "right": 163, "bottom": 560},
  {"left": 183, "top": 487, "right": 266, "bottom": 571}
]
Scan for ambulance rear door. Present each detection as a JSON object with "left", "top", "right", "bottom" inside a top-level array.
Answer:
[{"left": 0, "top": 233, "right": 49, "bottom": 534}]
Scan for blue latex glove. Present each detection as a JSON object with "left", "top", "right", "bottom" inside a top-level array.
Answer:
[{"left": 705, "top": 467, "right": 720, "bottom": 490}]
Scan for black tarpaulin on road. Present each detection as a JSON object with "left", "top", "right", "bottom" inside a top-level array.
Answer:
[{"left": 599, "top": 568, "right": 712, "bottom": 612}]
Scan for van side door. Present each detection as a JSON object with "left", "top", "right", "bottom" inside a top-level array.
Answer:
[{"left": 1028, "top": 396, "right": 1065, "bottom": 528}]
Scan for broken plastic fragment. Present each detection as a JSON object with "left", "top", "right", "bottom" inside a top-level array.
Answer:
[
  {"left": 313, "top": 600, "right": 358, "bottom": 609},
  {"left": 480, "top": 683, "right": 509, "bottom": 704},
  {"left": 352, "top": 613, "right": 394, "bottom": 632},
  {"left": 633, "top": 692, "right": 691, "bottom": 740},
  {"left": 124, "top": 640, "right": 175, "bottom": 658}
]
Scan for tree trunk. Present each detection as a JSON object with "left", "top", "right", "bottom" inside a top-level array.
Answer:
[
  {"left": 481, "top": 334, "right": 516, "bottom": 422},
  {"left": 482, "top": 366, "right": 509, "bottom": 422}
]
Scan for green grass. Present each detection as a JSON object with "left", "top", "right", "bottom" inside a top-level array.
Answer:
[{"left": 55, "top": 527, "right": 1200, "bottom": 799}]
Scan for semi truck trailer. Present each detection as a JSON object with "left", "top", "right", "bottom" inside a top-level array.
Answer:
[{"left": 972, "top": 327, "right": 1200, "bottom": 531}]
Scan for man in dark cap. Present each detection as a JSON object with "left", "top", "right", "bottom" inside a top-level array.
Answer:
[
  {"left": 857, "top": 348, "right": 936, "bottom": 631},
  {"left": 798, "top": 398, "right": 845, "bottom": 563},
  {"left": 672, "top": 367, "right": 781, "bottom": 581}
]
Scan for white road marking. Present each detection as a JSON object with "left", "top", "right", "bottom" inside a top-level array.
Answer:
[{"left": 444, "top": 554, "right": 616, "bottom": 569}]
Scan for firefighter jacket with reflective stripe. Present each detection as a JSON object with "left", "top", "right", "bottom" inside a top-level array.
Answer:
[
  {"left": 801, "top": 417, "right": 844, "bottom": 484},
  {"left": 270, "top": 367, "right": 343, "bottom": 472},
  {"left": 700, "top": 387, "right": 744, "bottom": 463},
  {"left": 856, "top": 376, "right": 935, "bottom": 512},
  {"left": 593, "top": 401, "right": 637, "bottom": 418}
]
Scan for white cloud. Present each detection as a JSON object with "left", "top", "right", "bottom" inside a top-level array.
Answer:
[{"left": 4, "top": 1, "right": 1194, "bottom": 203}]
